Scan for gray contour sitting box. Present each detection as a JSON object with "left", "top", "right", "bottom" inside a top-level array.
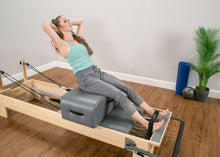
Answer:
[{"left": 61, "top": 87, "right": 117, "bottom": 128}]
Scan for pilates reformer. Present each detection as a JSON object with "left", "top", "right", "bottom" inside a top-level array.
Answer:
[{"left": 0, "top": 60, "right": 185, "bottom": 157}]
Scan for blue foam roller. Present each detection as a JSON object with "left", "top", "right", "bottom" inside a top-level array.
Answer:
[{"left": 176, "top": 62, "right": 190, "bottom": 95}]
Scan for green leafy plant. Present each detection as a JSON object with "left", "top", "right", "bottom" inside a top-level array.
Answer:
[{"left": 190, "top": 27, "right": 220, "bottom": 91}]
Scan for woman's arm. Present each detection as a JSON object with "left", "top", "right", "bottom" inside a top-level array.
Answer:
[
  {"left": 41, "top": 21, "right": 62, "bottom": 47},
  {"left": 71, "top": 18, "right": 85, "bottom": 37}
]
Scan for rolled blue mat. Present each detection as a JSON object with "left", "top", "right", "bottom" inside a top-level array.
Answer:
[{"left": 176, "top": 62, "right": 190, "bottom": 95}]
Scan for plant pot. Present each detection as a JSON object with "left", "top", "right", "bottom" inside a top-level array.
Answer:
[{"left": 195, "top": 86, "right": 209, "bottom": 102}]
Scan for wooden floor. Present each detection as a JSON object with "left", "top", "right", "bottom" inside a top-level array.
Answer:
[{"left": 0, "top": 67, "right": 219, "bottom": 157}]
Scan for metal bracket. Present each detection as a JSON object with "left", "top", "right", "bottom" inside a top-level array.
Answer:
[
  {"left": 125, "top": 138, "right": 137, "bottom": 148},
  {"left": 125, "top": 138, "right": 160, "bottom": 157}
]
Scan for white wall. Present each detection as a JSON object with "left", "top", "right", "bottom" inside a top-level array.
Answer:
[{"left": 0, "top": 0, "right": 220, "bottom": 96}]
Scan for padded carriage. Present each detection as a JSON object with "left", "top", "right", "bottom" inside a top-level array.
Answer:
[{"left": 61, "top": 87, "right": 117, "bottom": 128}]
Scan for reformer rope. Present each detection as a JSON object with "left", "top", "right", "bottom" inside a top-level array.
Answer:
[
  {"left": 20, "top": 61, "right": 72, "bottom": 92},
  {"left": 0, "top": 70, "right": 60, "bottom": 110}
]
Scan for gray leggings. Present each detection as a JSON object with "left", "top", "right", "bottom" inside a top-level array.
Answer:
[{"left": 75, "top": 65, "right": 144, "bottom": 116}]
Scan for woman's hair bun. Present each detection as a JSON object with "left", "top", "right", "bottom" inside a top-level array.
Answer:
[{"left": 51, "top": 19, "right": 55, "bottom": 24}]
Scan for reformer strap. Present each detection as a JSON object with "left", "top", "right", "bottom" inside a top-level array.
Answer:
[{"left": 146, "top": 110, "right": 160, "bottom": 139}]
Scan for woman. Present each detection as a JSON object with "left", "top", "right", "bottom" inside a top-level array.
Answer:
[{"left": 41, "top": 15, "right": 168, "bottom": 132}]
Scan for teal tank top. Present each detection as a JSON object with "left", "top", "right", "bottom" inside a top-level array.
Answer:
[{"left": 65, "top": 41, "right": 94, "bottom": 74}]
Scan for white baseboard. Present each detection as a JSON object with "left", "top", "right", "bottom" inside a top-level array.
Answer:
[{"left": 1, "top": 61, "right": 219, "bottom": 99}]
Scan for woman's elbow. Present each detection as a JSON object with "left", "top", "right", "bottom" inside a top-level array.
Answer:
[
  {"left": 41, "top": 21, "right": 49, "bottom": 28},
  {"left": 79, "top": 18, "right": 85, "bottom": 24}
]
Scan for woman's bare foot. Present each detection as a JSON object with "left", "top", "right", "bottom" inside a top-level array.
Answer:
[
  {"left": 157, "top": 109, "right": 169, "bottom": 120},
  {"left": 131, "top": 111, "right": 164, "bottom": 133},
  {"left": 153, "top": 119, "right": 164, "bottom": 132},
  {"left": 141, "top": 119, "right": 164, "bottom": 132}
]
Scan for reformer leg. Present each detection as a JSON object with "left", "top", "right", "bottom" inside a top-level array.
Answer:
[{"left": 0, "top": 106, "right": 9, "bottom": 118}]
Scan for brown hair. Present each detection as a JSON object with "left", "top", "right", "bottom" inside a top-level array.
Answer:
[{"left": 51, "top": 15, "right": 93, "bottom": 56}]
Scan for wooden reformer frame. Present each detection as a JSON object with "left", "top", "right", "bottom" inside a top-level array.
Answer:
[{"left": 0, "top": 60, "right": 184, "bottom": 157}]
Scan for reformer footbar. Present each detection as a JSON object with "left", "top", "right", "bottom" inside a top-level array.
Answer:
[{"left": 0, "top": 60, "right": 185, "bottom": 157}]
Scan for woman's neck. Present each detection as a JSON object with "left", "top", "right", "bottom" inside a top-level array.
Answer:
[{"left": 63, "top": 31, "right": 73, "bottom": 41}]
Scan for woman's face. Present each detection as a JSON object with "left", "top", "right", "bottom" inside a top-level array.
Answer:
[{"left": 58, "top": 16, "right": 73, "bottom": 32}]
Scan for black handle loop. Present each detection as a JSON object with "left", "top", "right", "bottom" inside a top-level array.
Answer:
[{"left": 146, "top": 110, "right": 159, "bottom": 139}]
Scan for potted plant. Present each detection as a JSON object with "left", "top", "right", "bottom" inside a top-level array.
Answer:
[{"left": 190, "top": 27, "right": 220, "bottom": 102}]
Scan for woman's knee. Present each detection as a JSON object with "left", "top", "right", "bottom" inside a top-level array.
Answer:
[{"left": 114, "top": 91, "right": 127, "bottom": 105}]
